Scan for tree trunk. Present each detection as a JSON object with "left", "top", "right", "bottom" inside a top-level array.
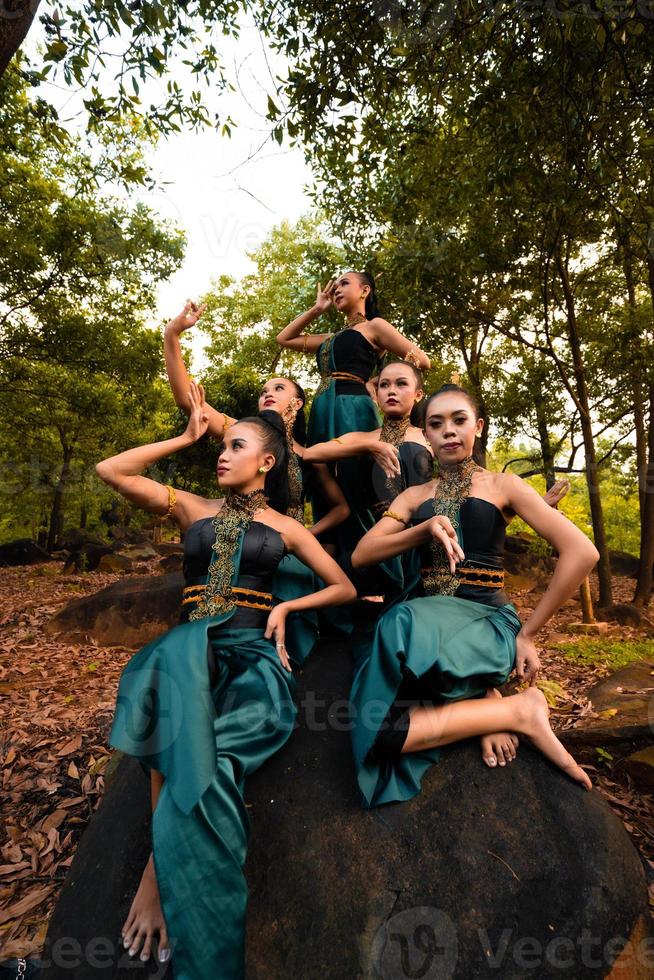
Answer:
[
  {"left": 47, "top": 443, "right": 73, "bottom": 552},
  {"left": 535, "top": 403, "right": 556, "bottom": 490},
  {"left": 634, "top": 383, "right": 654, "bottom": 606},
  {"left": 0, "top": 0, "right": 42, "bottom": 79},
  {"left": 556, "top": 252, "right": 612, "bottom": 607}
]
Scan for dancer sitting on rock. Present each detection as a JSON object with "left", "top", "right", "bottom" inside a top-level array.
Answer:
[
  {"left": 348, "top": 383, "right": 596, "bottom": 808},
  {"left": 96, "top": 382, "right": 355, "bottom": 978}
]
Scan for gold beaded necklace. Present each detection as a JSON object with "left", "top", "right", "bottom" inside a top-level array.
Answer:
[
  {"left": 189, "top": 488, "right": 268, "bottom": 620},
  {"left": 281, "top": 402, "right": 304, "bottom": 523},
  {"left": 422, "top": 455, "right": 482, "bottom": 597},
  {"left": 379, "top": 415, "right": 410, "bottom": 447}
]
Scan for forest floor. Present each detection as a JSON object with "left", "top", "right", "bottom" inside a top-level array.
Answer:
[{"left": 0, "top": 561, "right": 653, "bottom": 959}]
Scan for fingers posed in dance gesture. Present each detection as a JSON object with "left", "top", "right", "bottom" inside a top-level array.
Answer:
[
  {"left": 314, "top": 279, "right": 337, "bottom": 314},
  {"left": 427, "top": 515, "right": 466, "bottom": 574},
  {"left": 264, "top": 604, "right": 293, "bottom": 672},
  {"left": 165, "top": 298, "right": 207, "bottom": 337},
  {"left": 514, "top": 632, "right": 542, "bottom": 686},
  {"left": 184, "top": 380, "right": 210, "bottom": 443},
  {"left": 370, "top": 441, "right": 402, "bottom": 479}
]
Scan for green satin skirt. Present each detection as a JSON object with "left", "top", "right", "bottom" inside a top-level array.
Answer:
[
  {"left": 350, "top": 594, "right": 521, "bottom": 808},
  {"left": 109, "top": 617, "right": 297, "bottom": 979},
  {"left": 307, "top": 381, "right": 380, "bottom": 551}
]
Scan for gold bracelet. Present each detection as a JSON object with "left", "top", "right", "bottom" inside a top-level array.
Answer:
[
  {"left": 302, "top": 334, "right": 308, "bottom": 353},
  {"left": 162, "top": 484, "right": 177, "bottom": 520},
  {"left": 223, "top": 414, "right": 234, "bottom": 431},
  {"left": 382, "top": 509, "right": 407, "bottom": 524},
  {"left": 404, "top": 348, "right": 422, "bottom": 369}
]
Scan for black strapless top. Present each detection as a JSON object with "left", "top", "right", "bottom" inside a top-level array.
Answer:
[
  {"left": 318, "top": 329, "right": 383, "bottom": 394},
  {"left": 412, "top": 496, "right": 508, "bottom": 607},
  {"left": 180, "top": 518, "right": 286, "bottom": 626},
  {"left": 370, "top": 441, "right": 433, "bottom": 515}
]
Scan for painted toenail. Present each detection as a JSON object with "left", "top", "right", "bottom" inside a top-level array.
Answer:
[
  {"left": 140, "top": 954, "right": 149, "bottom": 962},
  {"left": 159, "top": 949, "right": 171, "bottom": 962},
  {"left": 488, "top": 756, "right": 496, "bottom": 766}
]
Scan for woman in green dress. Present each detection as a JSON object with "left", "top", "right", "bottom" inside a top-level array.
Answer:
[
  {"left": 276, "top": 272, "right": 431, "bottom": 550},
  {"left": 304, "top": 359, "right": 432, "bottom": 600},
  {"left": 164, "top": 299, "right": 349, "bottom": 538},
  {"left": 95, "top": 382, "right": 355, "bottom": 977},
  {"left": 349, "top": 384, "right": 596, "bottom": 808}
]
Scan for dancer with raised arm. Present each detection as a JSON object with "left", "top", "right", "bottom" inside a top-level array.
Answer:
[
  {"left": 96, "top": 382, "right": 355, "bottom": 978},
  {"left": 164, "top": 300, "right": 349, "bottom": 540},
  {"left": 277, "top": 272, "right": 429, "bottom": 545},
  {"left": 348, "top": 383, "right": 597, "bottom": 808}
]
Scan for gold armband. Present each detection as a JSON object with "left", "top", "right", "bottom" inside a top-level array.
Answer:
[
  {"left": 162, "top": 484, "right": 177, "bottom": 520},
  {"left": 302, "top": 334, "right": 308, "bottom": 353},
  {"left": 382, "top": 509, "right": 407, "bottom": 524},
  {"left": 223, "top": 414, "right": 234, "bottom": 431}
]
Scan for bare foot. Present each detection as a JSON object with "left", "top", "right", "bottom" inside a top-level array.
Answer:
[
  {"left": 518, "top": 687, "right": 592, "bottom": 790},
  {"left": 480, "top": 689, "right": 519, "bottom": 768},
  {"left": 543, "top": 479, "right": 570, "bottom": 508},
  {"left": 121, "top": 853, "right": 170, "bottom": 964}
]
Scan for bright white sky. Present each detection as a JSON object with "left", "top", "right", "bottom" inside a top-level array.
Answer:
[{"left": 26, "top": 11, "right": 313, "bottom": 361}]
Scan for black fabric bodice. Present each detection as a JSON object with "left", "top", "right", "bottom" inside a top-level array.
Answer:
[
  {"left": 318, "top": 329, "right": 383, "bottom": 394},
  {"left": 412, "top": 496, "right": 509, "bottom": 607},
  {"left": 370, "top": 441, "right": 433, "bottom": 515},
  {"left": 180, "top": 518, "right": 286, "bottom": 626}
]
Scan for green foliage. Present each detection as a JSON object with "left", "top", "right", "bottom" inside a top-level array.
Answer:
[
  {"left": 29, "top": 2, "right": 244, "bottom": 138},
  {"left": 0, "top": 68, "right": 185, "bottom": 545}
]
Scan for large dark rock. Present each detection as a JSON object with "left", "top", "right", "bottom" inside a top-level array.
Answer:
[
  {"left": 0, "top": 538, "right": 50, "bottom": 566},
  {"left": 42, "top": 640, "right": 651, "bottom": 979},
  {"left": 45, "top": 573, "right": 183, "bottom": 648}
]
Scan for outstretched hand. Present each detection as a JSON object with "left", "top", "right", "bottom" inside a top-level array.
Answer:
[
  {"left": 315, "top": 279, "right": 336, "bottom": 314},
  {"left": 165, "top": 299, "right": 207, "bottom": 336},
  {"left": 184, "top": 381, "right": 210, "bottom": 443},
  {"left": 428, "top": 515, "right": 465, "bottom": 574}
]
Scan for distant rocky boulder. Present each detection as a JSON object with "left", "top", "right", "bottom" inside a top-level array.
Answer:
[
  {"left": 45, "top": 572, "right": 183, "bottom": 648},
  {"left": 0, "top": 538, "right": 50, "bottom": 566}
]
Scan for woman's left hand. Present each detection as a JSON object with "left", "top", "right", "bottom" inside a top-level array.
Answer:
[
  {"left": 265, "top": 604, "right": 292, "bottom": 672},
  {"left": 515, "top": 630, "right": 541, "bottom": 685}
]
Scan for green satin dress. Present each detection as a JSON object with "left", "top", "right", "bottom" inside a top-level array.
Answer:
[
  {"left": 350, "top": 497, "right": 522, "bottom": 808},
  {"left": 307, "top": 328, "right": 381, "bottom": 549},
  {"left": 109, "top": 519, "right": 316, "bottom": 979}
]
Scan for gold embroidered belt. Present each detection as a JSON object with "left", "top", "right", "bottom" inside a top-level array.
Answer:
[
  {"left": 329, "top": 370, "right": 366, "bottom": 383},
  {"left": 421, "top": 566, "right": 505, "bottom": 589},
  {"left": 182, "top": 585, "right": 274, "bottom": 611}
]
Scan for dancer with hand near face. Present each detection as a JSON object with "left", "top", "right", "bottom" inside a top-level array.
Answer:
[
  {"left": 277, "top": 272, "right": 430, "bottom": 551},
  {"left": 164, "top": 300, "right": 349, "bottom": 540},
  {"left": 348, "top": 383, "right": 597, "bottom": 809},
  {"left": 96, "top": 381, "right": 355, "bottom": 979}
]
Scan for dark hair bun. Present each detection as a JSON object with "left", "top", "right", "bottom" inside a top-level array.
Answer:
[{"left": 257, "top": 409, "right": 286, "bottom": 436}]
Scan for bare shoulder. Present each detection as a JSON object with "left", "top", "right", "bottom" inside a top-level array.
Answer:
[{"left": 406, "top": 425, "right": 431, "bottom": 450}]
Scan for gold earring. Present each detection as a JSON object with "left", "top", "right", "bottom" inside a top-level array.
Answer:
[{"left": 258, "top": 466, "right": 266, "bottom": 474}]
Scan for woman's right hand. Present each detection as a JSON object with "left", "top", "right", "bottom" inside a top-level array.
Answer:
[
  {"left": 184, "top": 381, "right": 210, "bottom": 443},
  {"left": 314, "top": 279, "right": 336, "bottom": 314},
  {"left": 427, "top": 516, "right": 465, "bottom": 573},
  {"left": 370, "top": 440, "right": 401, "bottom": 479},
  {"left": 165, "top": 299, "right": 207, "bottom": 336}
]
